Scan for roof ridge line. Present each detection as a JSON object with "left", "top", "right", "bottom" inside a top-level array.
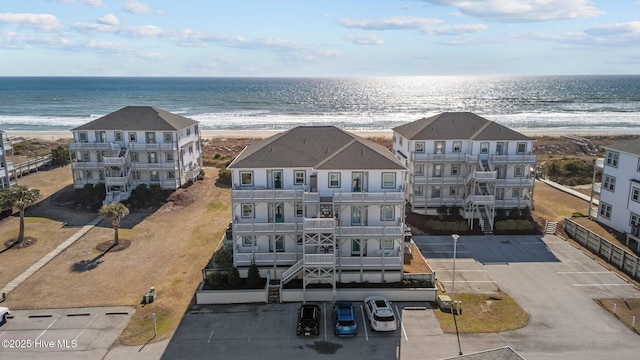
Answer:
[
  {"left": 314, "top": 138, "right": 357, "bottom": 168},
  {"left": 469, "top": 119, "right": 492, "bottom": 140}
]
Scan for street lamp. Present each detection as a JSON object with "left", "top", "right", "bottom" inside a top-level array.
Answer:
[{"left": 451, "top": 233, "right": 462, "bottom": 356}]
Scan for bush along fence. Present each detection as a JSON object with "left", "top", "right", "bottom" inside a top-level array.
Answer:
[{"left": 564, "top": 218, "right": 640, "bottom": 283}]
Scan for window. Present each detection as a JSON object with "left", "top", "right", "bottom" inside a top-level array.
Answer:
[
  {"left": 274, "top": 203, "right": 284, "bottom": 222},
  {"left": 295, "top": 202, "right": 303, "bottom": 217},
  {"left": 381, "top": 239, "right": 394, "bottom": 250},
  {"left": 329, "top": 173, "right": 341, "bottom": 188},
  {"left": 82, "top": 151, "right": 90, "bottom": 162},
  {"left": 513, "top": 188, "right": 521, "bottom": 198},
  {"left": 78, "top": 131, "right": 88, "bottom": 142},
  {"left": 148, "top": 152, "right": 158, "bottom": 163},
  {"left": 514, "top": 165, "right": 525, "bottom": 177},
  {"left": 241, "top": 203, "right": 254, "bottom": 218},
  {"left": 270, "top": 235, "right": 284, "bottom": 252},
  {"left": 351, "top": 239, "right": 362, "bottom": 256},
  {"left": 242, "top": 235, "right": 254, "bottom": 247},
  {"left": 352, "top": 172, "right": 363, "bottom": 192},
  {"left": 451, "top": 164, "right": 460, "bottom": 176},
  {"left": 382, "top": 173, "right": 396, "bottom": 188},
  {"left": 399, "top": 137, "right": 403, "bottom": 146},
  {"left": 351, "top": 206, "right": 362, "bottom": 225},
  {"left": 272, "top": 170, "right": 283, "bottom": 189},
  {"left": 381, "top": 206, "right": 394, "bottom": 221},
  {"left": 633, "top": 187, "right": 640, "bottom": 203},
  {"left": 450, "top": 186, "right": 458, "bottom": 196},
  {"left": 603, "top": 175, "right": 616, "bottom": 192},
  {"left": 115, "top": 132, "right": 123, "bottom": 141},
  {"left": 145, "top": 132, "right": 156, "bottom": 144},
  {"left": 630, "top": 213, "right": 640, "bottom": 227},
  {"left": 165, "top": 152, "right": 174, "bottom": 161},
  {"left": 433, "top": 164, "right": 442, "bottom": 177},
  {"left": 415, "top": 142, "right": 425, "bottom": 153},
  {"left": 164, "top": 132, "right": 173, "bottom": 143},
  {"left": 415, "top": 164, "right": 424, "bottom": 176},
  {"left": 606, "top": 151, "right": 619, "bottom": 167},
  {"left": 129, "top": 132, "right": 137, "bottom": 142},
  {"left": 186, "top": 127, "right": 191, "bottom": 136},
  {"left": 132, "top": 171, "right": 141, "bottom": 180},
  {"left": 496, "top": 142, "right": 505, "bottom": 155},
  {"left": 496, "top": 166, "right": 506, "bottom": 179},
  {"left": 150, "top": 171, "right": 159, "bottom": 182},
  {"left": 96, "top": 131, "right": 106, "bottom": 143},
  {"left": 431, "top": 186, "right": 441, "bottom": 198},
  {"left": 452, "top": 141, "right": 462, "bottom": 152},
  {"left": 495, "top": 188, "right": 504, "bottom": 200},
  {"left": 435, "top": 141, "right": 445, "bottom": 154},
  {"left": 85, "top": 170, "right": 92, "bottom": 179},
  {"left": 516, "top": 142, "right": 527, "bottom": 154},
  {"left": 413, "top": 185, "right": 423, "bottom": 196},
  {"left": 480, "top": 142, "right": 489, "bottom": 154},
  {"left": 638, "top": 158, "right": 640, "bottom": 172},
  {"left": 294, "top": 170, "right": 305, "bottom": 185},
  {"left": 240, "top": 171, "right": 253, "bottom": 186},
  {"left": 130, "top": 151, "right": 139, "bottom": 162},
  {"left": 195, "top": 125, "right": 199, "bottom": 134},
  {"left": 599, "top": 202, "right": 612, "bottom": 219},
  {"left": 188, "top": 145, "right": 193, "bottom": 154},
  {"left": 167, "top": 171, "right": 175, "bottom": 180}
]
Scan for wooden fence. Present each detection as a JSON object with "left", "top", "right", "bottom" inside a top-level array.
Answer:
[{"left": 564, "top": 218, "right": 640, "bottom": 282}]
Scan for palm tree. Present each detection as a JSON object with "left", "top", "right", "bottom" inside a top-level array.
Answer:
[
  {"left": 99, "top": 202, "right": 129, "bottom": 245},
  {"left": 0, "top": 186, "right": 41, "bottom": 244}
]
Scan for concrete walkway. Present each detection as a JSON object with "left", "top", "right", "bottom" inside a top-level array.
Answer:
[{"left": 0, "top": 216, "right": 102, "bottom": 296}]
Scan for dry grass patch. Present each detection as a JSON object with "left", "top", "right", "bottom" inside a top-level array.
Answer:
[
  {"left": 596, "top": 298, "right": 640, "bottom": 334},
  {"left": 434, "top": 293, "right": 529, "bottom": 333},
  {"left": 2, "top": 167, "right": 230, "bottom": 346},
  {"left": 532, "top": 180, "right": 590, "bottom": 223}
]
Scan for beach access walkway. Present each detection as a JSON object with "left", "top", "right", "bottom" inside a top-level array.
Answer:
[{"left": 0, "top": 216, "right": 102, "bottom": 297}]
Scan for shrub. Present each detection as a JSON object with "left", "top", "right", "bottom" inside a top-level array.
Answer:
[
  {"left": 51, "top": 145, "right": 71, "bottom": 166},
  {"left": 247, "top": 263, "right": 263, "bottom": 288},
  {"left": 213, "top": 248, "right": 233, "bottom": 269},
  {"left": 218, "top": 168, "right": 231, "bottom": 186},
  {"left": 424, "top": 219, "right": 469, "bottom": 232},
  {"left": 227, "top": 267, "right": 241, "bottom": 286},
  {"left": 494, "top": 219, "right": 536, "bottom": 231},
  {"left": 207, "top": 271, "right": 226, "bottom": 287}
]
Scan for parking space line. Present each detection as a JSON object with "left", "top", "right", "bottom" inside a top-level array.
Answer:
[
  {"left": 207, "top": 329, "right": 215, "bottom": 343},
  {"left": 74, "top": 313, "right": 99, "bottom": 342},
  {"left": 438, "top": 280, "right": 497, "bottom": 283},
  {"left": 395, "top": 306, "right": 408, "bottom": 341},
  {"left": 572, "top": 283, "right": 634, "bottom": 287},
  {"left": 35, "top": 317, "right": 58, "bottom": 341},
  {"left": 431, "top": 269, "right": 487, "bottom": 272},
  {"left": 557, "top": 271, "right": 611, "bottom": 274},
  {"left": 360, "top": 304, "right": 369, "bottom": 341}
]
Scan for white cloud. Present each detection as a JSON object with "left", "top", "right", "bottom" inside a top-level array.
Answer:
[
  {"left": 420, "top": 0, "right": 603, "bottom": 22},
  {"left": 72, "top": 22, "right": 165, "bottom": 38},
  {"left": 343, "top": 34, "right": 384, "bottom": 45},
  {"left": 123, "top": 0, "right": 161, "bottom": 15},
  {"left": 585, "top": 22, "right": 640, "bottom": 37},
  {"left": 97, "top": 13, "right": 119, "bottom": 26},
  {"left": 0, "top": 31, "right": 70, "bottom": 49},
  {"left": 339, "top": 16, "right": 441, "bottom": 30},
  {"left": 0, "top": 13, "right": 63, "bottom": 32},
  {"left": 424, "top": 24, "right": 488, "bottom": 35},
  {"left": 57, "top": 0, "right": 104, "bottom": 7}
]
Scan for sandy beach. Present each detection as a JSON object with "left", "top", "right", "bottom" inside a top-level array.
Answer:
[{"left": 6, "top": 128, "right": 640, "bottom": 142}]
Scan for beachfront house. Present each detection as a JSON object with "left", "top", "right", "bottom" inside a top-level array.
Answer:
[
  {"left": 392, "top": 112, "right": 537, "bottom": 233},
  {"left": 0, "top": 130, "right": 15, "bottom": 189},
  {"left": 227, "top": 126, "right": 408, "bottom": 296},
  {"left": 589, "top": 138, "right": 640, "bottom": 252},
  {"left": 69, "top": 106, "right": 202, "bottom": 204}
]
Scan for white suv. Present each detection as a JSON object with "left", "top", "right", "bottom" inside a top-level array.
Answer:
[
  {"left": 364, "top": 296, "right": 397, "bottom": 331},
  {"left": 1, "top": 306, "right": 10, "bottom": 324}
]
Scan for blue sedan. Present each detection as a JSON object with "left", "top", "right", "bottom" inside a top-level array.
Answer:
[{"left": 333, "top": 302, "right": 358, "bottom": 336}]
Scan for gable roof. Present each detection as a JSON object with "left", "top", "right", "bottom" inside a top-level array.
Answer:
[
  {"left": 392, "top": 112, "right": 531, "bottom": 141},
  {"left": 72, "top": 106, "right": 198, "bottom": 131},
  {"left": 605, "top": 138, "right": 640, "bottom": 156},
  {"left": 228, "top": 126, "right": 405, "bottom": 170}
]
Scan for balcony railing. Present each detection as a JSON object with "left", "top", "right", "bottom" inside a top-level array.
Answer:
[
  {"left": 594, "top": 158, "right": 604, "bottom": 170},
  {"left": 233, "top": 222, "right": 303, "bottom": 234},
  {"left": 466, "top": 194, "right": 495, "bottom": 205},
  {"left": 304, "top": 253, "right": 335, "bottom": 265},
  {"left": 491, "top": 154, "right": 537, "bottom": 164},
  {"left": 69, "top": 142, "right": 120, "bottom": 152},
  {"left": 497, "top": 178, "right": 535, "bottom": 187},
  {"left": 128, "top": 142, "right": 176, "bottom": 151},
  {"left": 338, "top": 225, "right": 404, "bottom": 237},
  {"left": 333, "top": 191, "right": 404, "bottom": 204},
  {"left": 304, "top": 218, "right": 337, "bottom": 231},
  {"left": 131, "top": 162, "right": 177, "bottom": 170},
  {"left": 411, "top": 152, "right": 476, "bottom": 163},
  {"left": 234, "top": 252, "right": 298, "bottom": 266},
  {"left": 410, "top": 174, "right": 463, "bottom": 185},
  {"left": 232, "top": 189, "right": 304, "bottom": 201},
  {"left": 338, "top": 256, "right": 402, "bottom": 269},
  {"left": 103, "top": 157, "right": 126, "bottom": 166}
]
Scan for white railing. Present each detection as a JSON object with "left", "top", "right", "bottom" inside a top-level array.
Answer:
[
  {"left": 304, "top": 254, "right": 335, "bottom": 265},
  {"left": 69, "top": 142, "right": 120, "bottom": 151},
  {"left": 105, "top": 176, "right": 128, "bottom": 186},
  {"left": 491, "top": 154, "right": 537, "bottom": 164},
  {"left": 467, "top": 194, "right": 495, "bottom": 205},
  {"left": 128, "top": 142, "right": 176, "bottom": 151},
  {"left": 131, "top": 162, "right": 177, "bottom": 170},
  {"left": 594, "top": 158, "right": 604, "bottom": 169},
  {"left": 103, "top": 156, "right": 126, "bottom": 166},
  {"left": 592, "top": 183, "right": 601, "bottom": 194},
  {"left": 281, "top": 260, "right": 304, "bottom": 284},
  {"left": 233, "top": 222, "right": 303, "bottom": 234},
  {"left": 234, "top": 252, "right": 298, "bottom": 266},
  {"left": 303, "top": 218, "right": 336, "bottom": 231},
  {"left": 303, "top": 192, "right": 319, "bottom": 203},
  {"left": 338, "top": 225, "right": 404, "bottom": 237},
  {"left": 410, "top": 174, "right": 463, "bottom": 185},
  {"left": 411, "top": 152, "right": 476, "bottom": 163},
  {"left": 333, "top": 191, "right": 404, "bottom": 203},
  {"left": 232, "top": 189, "right": 304, "bottom": 201},
  {"left": 338, "top": 256, "right": 402, "bottom": 268},
  {"left": 472, "top": 171, "right": 497, "bottom": 181},
  {"left": 500, "top": 178, "right": 535, "bottom": 187},
  {"left": 71, "top": 162, "right": 101, "bottom": 170}
]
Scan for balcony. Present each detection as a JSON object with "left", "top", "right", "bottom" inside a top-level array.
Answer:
[
  {"left": 105, "top": 176, "right": 129, "bottom": 186},
  {"left": 466, "top": 194, "right": 495, "bottom": 205},
  {"left": 128, "top": 142, "right": 176, "bottom": 151},
  {"left": 71, "top": 162, "right": 102, "bottom": 170},
  {"left": 338, "top": 255, "right": 402, "bottom": 269},
  {"left": 131, "top": 162, "right": 177, "bottom": 170},
  {"left": 304, "top": 218, "right": 337, "bottom": 231},
  {"left": 410, "top": 174, "right": 463, "bottom": 185},
  {"left": 103, "top": 156, "right": 126, "bottom": 166},
  {"left": 232, "top": 188, "right": 304, "bottom": 201},
  {"left": 491, "top": 154, "right": 537, "bottom": 164},
  {"left": 411, "top": 152, "right": 476, "bottom": 163},
  {"left": 234, "top": 252, "right": 298, "bottom": 266},
  {"left": 233, "top": 222, "right": 303, "bottom": 234},
  {"left": 304, "top": 254, "right": 335, "bottom": 265},
  {"left": 594, "top": 158, "right": 604, "bottom": 170},
  {"left": 333, "top": 191, "right": 404, "bottom": 204},
  {"left": 467, "top": 170, "right": 497, "bottom": 183},
  {"left": 496, "top": 178, "right": 535, "bottom": 187},
  {"left": 338, "top": 224, "right": 404, "bottom": 237},
  {"left": 69, "top": 142, "right": 120, "bottom": 152}
]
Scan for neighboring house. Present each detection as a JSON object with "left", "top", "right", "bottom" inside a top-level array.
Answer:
[
  {"left": 227, "top": 126, "right": 407, "bottom": 296},
  {"left": 0, "top": 130, "right": 15, "bottom": 189},
  {"left": 69, "top": 106, "right": 202, "bottom": 204},
  {"left": 392, "top": 112, "right": 537, "bottom": 233},
  {"left": 589, "top": 138, "right": 640, "bottom": 251}
]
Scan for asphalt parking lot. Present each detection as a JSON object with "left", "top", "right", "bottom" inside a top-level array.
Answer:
[{"left": 0, "top": 306, "right": 133, "bottom": 360}]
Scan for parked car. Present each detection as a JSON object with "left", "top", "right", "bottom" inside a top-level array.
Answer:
[
  {"left": 333, "top": 302, "right": 358, "bottom": 336},
  {"left": 364, "top": 296, "right": 397, "bottom": 331},
  {"left": 0, "top": 306, "right": 10, "bottom": 324},
  {"left": 296, "top": 304, "right": 320, "bottom": 336}
]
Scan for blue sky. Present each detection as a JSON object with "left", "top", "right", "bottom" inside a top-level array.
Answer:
[{"left": 1, "top": 0, "right": 639, "bottom": 76}]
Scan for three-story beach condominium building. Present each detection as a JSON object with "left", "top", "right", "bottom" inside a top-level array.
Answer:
[
  {"left": 0, "top": 130, "right": 15, "bottom": 189},
  {"left": 392, "top": 112, "right": 537, "bottom": 233},
  {"left": 589, "top": 138, "right": 640, "bottom": 252},
  {"left": 69, "top": 106, "right": 202, "bottom": 204},
  {"left": 227, "top": 126, "right": 407, "bottom": 296}
]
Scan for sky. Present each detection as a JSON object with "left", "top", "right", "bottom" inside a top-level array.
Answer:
[{"left": 0, "top": 0, "right": 639, "bottom": 77}]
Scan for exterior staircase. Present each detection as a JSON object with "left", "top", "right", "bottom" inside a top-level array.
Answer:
[{"left": 268, "top": 280, "right": 281, "bottom": 303}]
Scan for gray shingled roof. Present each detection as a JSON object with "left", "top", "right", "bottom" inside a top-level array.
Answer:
[
  {"left": 392, "top": 112, "right": 531, "bottom": 141},
  {"left": 605, "top": 138, "right": 640, "bottom": 156},
  {"left": 72, "top": 106, "right": 198, "bottom": 131},
  {"left": 228, "top": 126, "right": 405, "bottom": 170}
]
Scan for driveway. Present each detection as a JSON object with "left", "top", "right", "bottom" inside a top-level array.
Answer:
[{"left": 408, "top": 234, "right": 640, "bottom": 360}]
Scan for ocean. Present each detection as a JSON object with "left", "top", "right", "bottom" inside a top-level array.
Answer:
[{"left": 0, "top": 75, "right": 639, "bottom": 133}]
